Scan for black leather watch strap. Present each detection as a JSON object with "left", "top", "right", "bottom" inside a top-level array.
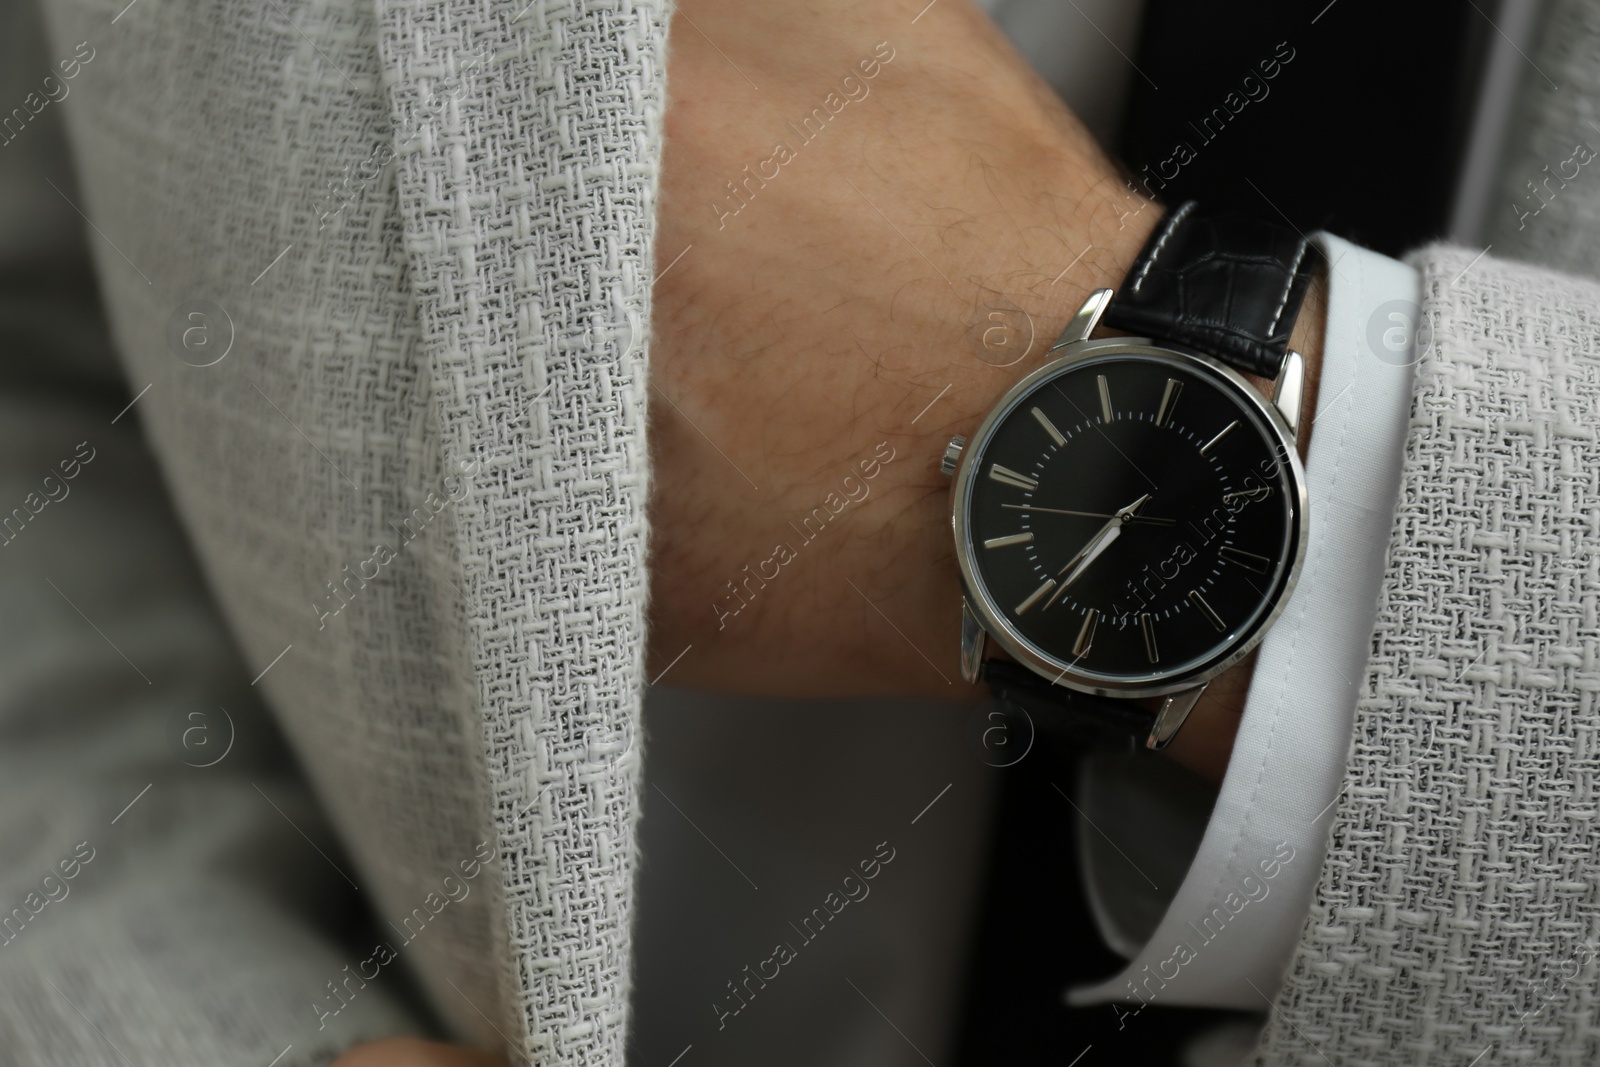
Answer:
[
  {"left": 1102, "top": 200, "right": 1322, "bottom": 379},
  {"left": 981, "top": 660, "right": 1153, "bottom": 750}
]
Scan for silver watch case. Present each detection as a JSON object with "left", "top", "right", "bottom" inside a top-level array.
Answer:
[{"left": 950, "top": 288, "right": 1311, "bottom": 702}]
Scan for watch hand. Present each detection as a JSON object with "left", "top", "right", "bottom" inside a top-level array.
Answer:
[
  {"left": 1113, "top": 493, "right": 1152, "bottom": 520},
  {"left": 1057, "top": 524, "right": 1121, "bottom": 591},
  {"left": 1041, "top": 525, "right": 1118, "bottom": 611},
  {"left": 1001, "top": 504, "right": 1176, "bottom": 526},
  {"left": 1041, "top": 494, "right": 1150, "bottom": 611}
]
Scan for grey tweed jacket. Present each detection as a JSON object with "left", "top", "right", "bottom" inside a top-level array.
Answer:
[
  {"left": 6, "top": 0, "right": 660, "bottom": 1062},
  {"left": 4, "top": 0, "right": 1600, "bottom": 1064},
  {"left": 1257, "top": 1, "right": 1600, "bottom": 1062}
]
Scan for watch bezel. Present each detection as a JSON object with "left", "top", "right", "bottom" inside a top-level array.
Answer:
[{"left": 951, "top": 335, "right": 1309, "bottom": 700}]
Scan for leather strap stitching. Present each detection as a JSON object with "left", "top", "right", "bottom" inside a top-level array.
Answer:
[
  {"left": 1265, "top": 238, "right": 1311, "bottom": 339},
  {"left": 1128, "top": 200, "right": 1195, "bottom": 295},
  {"left": 1103, "top": 201, "right": 1317, "bottom": 379}
]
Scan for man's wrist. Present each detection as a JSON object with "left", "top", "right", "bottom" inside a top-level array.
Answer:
[{"left": 647, "top": 0, "right": 1327, "bottom": 723}]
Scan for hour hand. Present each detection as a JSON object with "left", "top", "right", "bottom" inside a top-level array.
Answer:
[{"left": 1042, "top": 494, "right": 1149, "bottom": 611}]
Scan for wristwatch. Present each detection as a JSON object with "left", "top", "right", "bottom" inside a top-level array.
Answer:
[{"left": 941, "top": 201, "right": 1320, "bottom": 751}]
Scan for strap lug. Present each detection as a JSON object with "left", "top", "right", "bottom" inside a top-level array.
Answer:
[
  {"left": 1273, "top": 349, "right": 1306, "bottom": 433},
  {"left": 1146, "top": 683, "right": 1207, "bottom": 750},
  {"left": 1049, "top": 287, "right": 1115, "bottom": 351},
  {"left": 959, "top": 598, "right": 987, "bottom": 683}
]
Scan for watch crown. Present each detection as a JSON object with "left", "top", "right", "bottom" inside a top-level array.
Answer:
[{"left": 940, "top": 435, "right": 967, "bottom": 478}]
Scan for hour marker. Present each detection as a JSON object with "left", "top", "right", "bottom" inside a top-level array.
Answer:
[
  {"left": 1140, "top": 612, "right": 1158, "bottom": 663},
  {"left": 1015, "top": 579, "right": 1056, "bottom": 615},
  {"left": 1031, "top": 406, "right": 1066, "bottom": 446},
  {"left": 1189, "top": 589, "right": 1227, "bottom": 632},
  {"left": 1218, "top": 544, "right": 1272, "bottom": 573},
  {"left": 1097, "top": 374, "right": 1113, "bottom": 423},
  {"left": 989, "top": 464, "right": 1038, "bottom": 491},
  {"left": 1073, "top": 609, "right": 1098, "bottom": 657},
  {"left": 984, "top": 532, "right": 1034, "bottom": 549},
  {"left": 1199, "top": 420, "right": 1238, "bottom": 455},
  {"left": 1155, "top": 379, "right": 1183, "bottom": 427}
]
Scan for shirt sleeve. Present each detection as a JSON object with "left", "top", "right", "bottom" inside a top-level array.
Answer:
[{"left": 1067, "top": 234, "right": 1421, "bottom": 1012}]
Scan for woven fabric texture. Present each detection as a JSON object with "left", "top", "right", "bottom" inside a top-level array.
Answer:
[
  {"left": 27, "top": 0, "right": 1600, "bottom": 1063},
  {"left": 373, "top": 1, "right": 664, "bottom": 1061},
  {"left": 29, "top": 0, "right": 664, "bottom": 1063},
  {"left": 1253, "top": 246, "right": 1600, "bottom": 1064}
]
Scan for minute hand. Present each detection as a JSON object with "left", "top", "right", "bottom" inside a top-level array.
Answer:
[
  {"left": 1042, "top": 494, "right": 1149, "bottom": 611},
  {"left": 1003, "top": 504, "right": 1176, "bottom": 526}
]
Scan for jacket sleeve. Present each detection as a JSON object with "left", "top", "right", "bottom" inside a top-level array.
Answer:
[{"left": 1253, "top": 244, "right": 1600, "bottom": 1065}]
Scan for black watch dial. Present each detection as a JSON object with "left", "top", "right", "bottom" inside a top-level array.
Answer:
[{"left": 961, "top": 351, "right": 1301, "bottom": 684}]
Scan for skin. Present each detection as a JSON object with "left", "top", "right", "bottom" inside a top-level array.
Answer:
[{"left": 339, "top": 0, "right": 1324, "bottom": 1061}]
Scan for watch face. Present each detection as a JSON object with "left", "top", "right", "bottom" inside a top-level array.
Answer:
[{"left": 956, "top": 346, "right": 1304, "bottom": 692}]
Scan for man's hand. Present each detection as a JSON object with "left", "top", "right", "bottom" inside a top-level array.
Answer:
[{"left": 647, "top": 0, "right": 1324, "bottom": 782}]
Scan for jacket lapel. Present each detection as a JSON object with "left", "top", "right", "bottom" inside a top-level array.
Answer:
[{"left": 372, "top": 0, "right": 668, "bottom": 1060}]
